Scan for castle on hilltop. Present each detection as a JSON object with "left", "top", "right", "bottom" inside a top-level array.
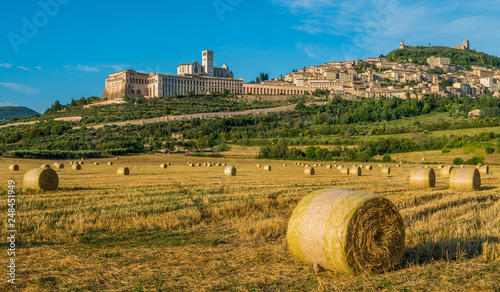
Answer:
[{"left": 399, "top": 40, "right": 470, "bottom": 50}]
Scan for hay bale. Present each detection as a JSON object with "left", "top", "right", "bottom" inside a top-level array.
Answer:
[
  {"left": 116, "top": 157, "right": 119, "bottom": 160},
  {"left": 450, "top": 168, "right": 481, "bottom": 190},
  {"left": 167, "top": 162, "right": 171, "bottom": 166},
  {"left": 287, "top": 189, "right": 405, "bottom": 274},
  {"left": 72, "top": 164, "right": 81, "bottom": 170},
  {"left": 80, "top": 161, "right": 84, "bottom": 165},
  {"left": 224, "top": 166, "right": 236, "bottom": 176},
  {"left": 365, "top": 165, "right": 372, "bottom": 170},
  {"left": 397, "top": 165, "right": 401, "bottom": 168},
  {"left": 305, "top": 165, "right": 311, "bottom": 168},
  {"left": 55, "top": 163, "right": 64, "bottom": 169},
  {"left": 478, "top": 165, "right": 489, "bottom": 174},
  {"left": 108, "top": 162, "right": 113, "bottom": 166},
  {"left": 40, "top": 164, "right": 51, "bottom": 169},
  {"left": 203, "top": 163, "right": 207, "bottom": 166},
  {"left": 217, "top": 163, "right": 221, "bottom": 166},
  {"left": 117, "top": 167, "right": 130, "bottom": 176},
  {"left": 81, "top": 157, "right": 84, "bottom": 161},
  {"left": 440, "top": 166, "right": 454, "bottom": 177},
  {"left": 359, "top": 164, "right": 364, "bottom": 168},
  {"left": 460, "top": 165, "right": 465, "bottom": 168},
  {"left": 23, "top": 168, "right": 59, "bottom": 191},
  {"left": 382, "top": 167, "right": 390, "bottom": 175},
  {"left": 196, "top": 163, "right": 201, "bottom": 166},
  {"left": 9, "top": 164, "right": 19, "bottom": 171},
  {"left": 410, "top": 168, "right": 436, "bottom": 188},
  {"left": 337, "top": 165, "right": 343, "bottom": 170},
  {"left": 160, "top": 163, "right": 168, "bottom": 169},
  {"left": 424, "top": 165, "right": 429, "bottom": 169},
  {"left": 53, "top": 162, "right": 60, "bottom": 167},
  {"left": 256, "top": 164, "right": 261, "bottom": 168},
  {"left": 222, "top": 163, "right": 226, "bottom": 166},
  {"left": 422, "top": 158, "right": 426, "bottom": 161},
  {"left": 304, "top": 167, "right": 315, "bottom": 175},
  {"left": 437, "top": 165, "right": 444, "bottom": 169},
  {"left": 350, "top": 166, "right": 361, "bottom": 176},
  {"left": 94, "top": 162, "right": 99, "bottom": 165},
  {"left": 189, "top": 163, "right": 195, "bottom": 167},
  {"left": 283, "top": 163, "right": 287, "bottom": 167},
  {"left": 340, "top": 167, "right": 350, "bottom": 175},
  {"left": 326, "top": 165, "right": 332, "bottom": 169},
  {"left": 264, "top": 165, "right": 271, "bottom": 171},
  {"left": 319, "top": 163, "right": 323, "bottom": 167}
]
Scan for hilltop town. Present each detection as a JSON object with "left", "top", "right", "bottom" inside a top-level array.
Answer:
[{"left": 101, "top": 41, "right": 500, "bottom": 103}]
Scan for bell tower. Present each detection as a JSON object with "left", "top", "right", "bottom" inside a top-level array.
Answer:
[{"left": 202, "top": 50, "right": 214, "bottom": 77}]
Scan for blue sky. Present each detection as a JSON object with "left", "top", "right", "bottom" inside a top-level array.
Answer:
[{"left": 1, "top": 0, "right": 499, "bottom": 113}]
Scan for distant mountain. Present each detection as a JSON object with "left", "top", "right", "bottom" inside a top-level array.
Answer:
[
  {"left": 0, "top": 106, "right": 40, "bottom": 122},
  {"left": 384, "top": 46, "right": 500, "bottom": 69}
]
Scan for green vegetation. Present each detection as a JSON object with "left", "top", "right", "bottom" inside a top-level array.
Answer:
[
  {"left": 15, "top": 95, "right": 293, "bottom": 126},
  {"left": 0, "top": 106, "right": 39, "bottom": 123},
  {"left": 385, "top": 46, "right": 500, "bottom": 69}
]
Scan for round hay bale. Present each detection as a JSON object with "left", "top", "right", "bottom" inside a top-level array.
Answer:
[
  {"left": 283, "top": 163, "right": 287, "bottom": 167},
  {"left": 23, "top": 168, "right": 59, "bottom": 191},
  {"left": 40, "top": 164, "right": 51, "bottom": 169},
  {"left": 53, "top": 162, "right": 60, "bottom": 167},
  {"left": 72, "top": 164, "right": 81, "bottom": 170},
  {"left": 304, "top": 167, "right": 315, "bottom": 175},
  {"left": 256, "top": 164, "right": 261, "bottom": 168},
  {"left": 167, "top": 162, "right": 171, "bottom": 166},
  {"left": 222, "top": 163, "right": 226, "bottom": 166},
  {"left": 350, "top": 166, "right": 361, "bottom": 176},
  {"left": 424, "top": 165, "right": 429, "bottom": 169},
  {"left": 196, "top": 163, "right": 201, "bottom": 166},
  {"left": 264, "top": 165, "right": 271, "bottom": 171},
  {"left": 319, "top": 163, "right": 323, "bottom": 167},
  {"left": 203, "top": 163, "right": 207, "bottom": 166},
  {"left": 450, "top": 168, "right": 480, "bottom": 190},
  {"left": 460, "top": 165, "right": 464, "bottom": 168},
  {"left": 305, "top": 165, "right": 311, "bottom": 168},
  {"left": 382, "top": 167, "right": 390, "bottom": 175},
  {"left": 117, "top": 167, "right": 130, "bottom": 176},
  {"left": 80, "top": 161, "right": 84, "bottom": 165},
  {"left": 437, "top": 165, "right": 444, "bottom": 169},
  {"left": 160, "top": 164, "right": 168, "bottom": 169},
  {"left": 365, "top": 165, "right": 372, "bottom": 170},
  {"left": 477, "top": 163, "right": 482, "bottom": 167},
  {"left": 287, "top": 189, "right": 405, "bottom": 274},
  {"left": 410, "top": 168, "right": 436, "bottom": 188},
  {"left": 189, "top": 163, "right": 195, "bottom": 167},
  {"left": 116, "top": 157, "right": 119, "bottom": 160},
  {"left": 217, "top": 163, "right": 221, "bottom": 166},
  {"left": 108, "top": 162, "right": 113, "bottom": 166},
  {"left": 340, "top": 167, "right": 350, "bottom": 175},
  {"left": 440, "top": 166, "right": 454, "bottom": 177},
  {"left": 422, "top": 158, "right": 426, "bottom": 161},
  {"left": 378, "top": 164, "right": 382, "bottom": 168},
  {"left": 397, "top": 165, "right": 401, "bottom": 168},
  {"left": 337, "top": 165, "right": 343, "bottom": 170},
  {"left": 359, "top": 164, "right": 364, "bottom": 168},
  {"left": 9, "top": 164, "right": 19, "bottom": 171},
  {"left": 224, "top": 166, "right": 236, "bottom": 176},
  {"left": 326, "top": 165, "right": 332, "bottom": 169},
  {"left": 94, "top": 162, "right": 99, "bottom": 165},
  {"left": 478, "top": 165, "right": 489, "bottom": 174},
  {"left": 81, "top": 157, "right": 84, "bottom": 161},
  {"left": 55, "top": 163, "right": 64, "bottom": 169}
]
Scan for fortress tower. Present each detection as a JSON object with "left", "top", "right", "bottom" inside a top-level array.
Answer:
[{"left": 399, "top": 41, "right": 406, "bottom": 49}]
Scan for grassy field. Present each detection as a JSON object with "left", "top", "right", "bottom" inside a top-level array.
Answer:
[{"left": 1, "top": 150, "right": 500, "bottom": 291}]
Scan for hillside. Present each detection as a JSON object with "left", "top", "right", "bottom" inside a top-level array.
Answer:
[
  {"left": 0, "top": 106, "right": 39, "bottom": 122},
  {"left": 384, "top": 46, "right": 500, "bottom": 69}
]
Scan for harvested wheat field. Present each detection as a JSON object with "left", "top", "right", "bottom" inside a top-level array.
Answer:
[{"left": 0, "top": 153, "right": 500, "bottom": 291}]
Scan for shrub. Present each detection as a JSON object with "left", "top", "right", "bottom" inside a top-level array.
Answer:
[
  {"left": 465, "top": 155, "right": 484, "bottom": 165},
  {"left": 441, "top": 148, "right": 451, "bottom": 154},
  {"left": 453, "top": 157, "right": 464, "bottom": 165},
  {"left": 382, "top": 154, "right": 392, "bottom": 162},
  {"left": 484, "top": 146, "right": 495, "bottom": 154}
]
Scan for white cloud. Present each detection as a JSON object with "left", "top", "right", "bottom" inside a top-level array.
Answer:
[
  {"left": 65, "top": 64, "right": 130, "bottom": 73},
  {"left": 35, "top": 66, "right": 43, "bottom": 71},
  {"left": 98, "top": 64, "right": 129, "bottom": 72},
  {"left": 0, "top": 63, "right": 13, "bottom": 68},
  {"left": 17, "top": 66, "right": 31, "bottom": 71},
  {"left": 0, "top": 82, "right": 40, "bottom": 94},
  {"left": 0, "top": 101, "right": 18, "bottom": 107}
]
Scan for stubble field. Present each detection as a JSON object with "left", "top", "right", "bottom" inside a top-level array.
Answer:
[{"left": 1, "top": 152, "right": 500, "bottom": 291}]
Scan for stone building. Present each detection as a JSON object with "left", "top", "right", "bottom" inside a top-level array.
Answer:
[
  {"left": 453, "top": 40, "right": 470, "bottom": 50},
  {"left": 101, "top": 50, "right": 243, "bottom": 100}
]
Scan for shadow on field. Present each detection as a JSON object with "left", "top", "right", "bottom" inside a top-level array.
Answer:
[
  {"left": 400, "top": 236, "right": 499, "bottom": 266},
  {"left": 480, "top": 186, "right": 498, "bottom": 191},
  {"left": 58, "top": 186, "right": 105, "bottom": 191}
]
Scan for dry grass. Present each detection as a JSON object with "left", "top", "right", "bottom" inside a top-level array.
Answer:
[{"left": 0, "top": 153, "right": 499, "bottom": 291}]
